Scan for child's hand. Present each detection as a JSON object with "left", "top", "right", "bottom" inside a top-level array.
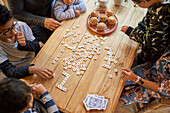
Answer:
[
  {"left": 16, "top": 31, "right": 26, "bottom": 46},
  {"left": 74, "top": 10, "right": 80, "bottom": 17},
  {"left": 121, "top": 67, "right": 138, "bottom": 82},
  {"left": 39, "top": 41, "right": 44, "bottom": 48},
  {"left": 29, "top": 66, "right": 54, "bottom": 79},
  {"left": 121, "top": 25, "right": 129, "bottom": 33},
  {"left": 30, "top": 83, "right": 47, "bottom": 95}
]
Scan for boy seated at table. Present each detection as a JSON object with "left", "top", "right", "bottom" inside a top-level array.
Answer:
[
  {"left": 0, "top": 4, "right": 54, "bottom": 79},
  {"left": 52, "top": 0, "right": 87, "bottom": 21},
  {"left": 121, "top": 0, "right": 170, "bottom": 67},
  {"left": 0, "top": 78, "right": 60, "bottom": 113}
]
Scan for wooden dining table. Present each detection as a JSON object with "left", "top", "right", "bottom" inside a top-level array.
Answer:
[{"left": 22, "top": 0, "right": 146, "bottom": 112}]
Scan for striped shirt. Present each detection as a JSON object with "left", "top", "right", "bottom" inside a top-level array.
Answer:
[{"left": 23, "top": 91, "right": 60, "bottom": 113}]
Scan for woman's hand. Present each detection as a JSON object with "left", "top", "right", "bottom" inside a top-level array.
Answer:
[
  {"left": 30, "top": 83, "right": 47, "bottom": 95},
  {"left": 121, "top": 25, "right": 129, "bottom": 33},
  {"left": 44, "top": 18, "right": 62, "bottom": 31},
  {"left": 29, "top": 66, "right": 54, "bottom": 79},
  {"left": 121, "top": 67, "right": 138, "bottom": 82}
]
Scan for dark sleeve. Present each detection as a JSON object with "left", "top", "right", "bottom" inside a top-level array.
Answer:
[
  {"left": 17, "top": 39, "right": 40, "bottom": 55},
  {"left": 7, "top": 0, "right": 45, "bottom": 26},
  {"left": 125, "top": 17, "right": 146, "bottom": 44},
  {"left": 0, "top": 60, "right": 34, "bottom": 79}
]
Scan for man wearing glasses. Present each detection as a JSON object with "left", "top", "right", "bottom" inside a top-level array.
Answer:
[
  {"left": 121, "top": 0, "right": 170, "bottom": 67},
  {"left": 0, "top": 4, "right": 55, "bottom": 79}
]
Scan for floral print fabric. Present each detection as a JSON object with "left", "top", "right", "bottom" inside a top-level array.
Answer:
[{"left": 120, "top": 51, "right": 170, "bottom": 105}]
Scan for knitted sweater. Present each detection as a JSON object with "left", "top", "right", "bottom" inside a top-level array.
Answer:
[
  {"left": 7, "top": 0, "right": 54, "bottom": 27},
  {"left": 52, "top": 0, "right": 87, "bottom": 21}
]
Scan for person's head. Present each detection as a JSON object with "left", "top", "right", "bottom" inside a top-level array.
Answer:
[
  {"left": 63, "top": 0, "right": 75, "bottom": 5},
  {"left": 132, "top": 0, "right": 162, "bottom": 8},
  {"left": 0, "top": 4, "right": 17, "bottom": 40},
  {"left": 0, "top": 78, "right": 34, "bottom": 113}
]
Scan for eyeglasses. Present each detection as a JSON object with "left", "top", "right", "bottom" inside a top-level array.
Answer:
[
  {"left": 134, "top": 3, "right": 138, "bottom": 7},
  {"left": 0, "top": 20, "right": 18, "bottom": 36}
]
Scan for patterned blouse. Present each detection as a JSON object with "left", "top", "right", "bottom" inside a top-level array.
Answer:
[{"left": 120, "top": 51, "right": 170, "bottom": 105}]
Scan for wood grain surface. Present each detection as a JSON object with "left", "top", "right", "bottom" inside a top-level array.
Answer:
[{"left": 22, "top": 0, "right": 146, "bottom": 112}]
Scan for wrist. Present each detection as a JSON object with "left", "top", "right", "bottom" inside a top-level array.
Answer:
[
  {"left": 44, "top": 18, "right": 48, "bottom": 27},
  {"left": 38, "top": 90, "right": 47, "bottom": 95},
  {"left": 40, "top": 90, "right": 47, "bottom": 95},
  {"left": 134, "top": 76, "right": 141, "bottom": 84},
  {"left": 29, "top": 65, "right": 36, "bottom": 74},
  {"left": 125, "top": 26, "right": 133, "bottom": 36}
]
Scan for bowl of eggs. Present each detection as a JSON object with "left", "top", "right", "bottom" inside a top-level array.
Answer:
[{"left": 87, "top": 10, "right": 118, "bottom": 35}]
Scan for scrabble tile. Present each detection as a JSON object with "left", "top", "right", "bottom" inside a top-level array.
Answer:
[
  {"left": 63, "top": 35, "right": 67, "bottom": 38},
  {"left": 61, "top": 50, "right": 64, "bottom": 53},
  {"left": 103, "top": 37, "right": 108, "bottom": 41},
  {"left": 52, "top": 60, "right": 56, "bottom": 64},
  {"left": 85, "top": 36, "right": 88, "bottom": 39},
  {"left": 72, "top": 27, "right": 76, "bottom": 30},
  {"left": 83, "top": 42, "right": 87, "bottom": 45},
  {"left": 57, "top": 55, "right": 61, "bottom": 58},
  {"left": 114, "top": 60, "right": 117, "bottom": 64},
  {"left": 76, "top": 25, "right": 80, "bottom": 28},
  {"left": 112, "top": 52, "right": 116, "bottom": 56},
  {"left": 67, "top": 29, "right": 70, "bottom": 32},
  {"left": 114, "top": 69, "right": 118, "bottom": 73},
  {"left": 104, "top": 57, "right": 108, "bottom": 61},
  {"left": 109, "top": 74, "right": 113, "bottom": 79},
  {"left": 55, "top": 58, "right": 59, "bottom": 61},
  {"left": 97, "top": 52, "right": 100, "bottom": 55},
  {"left": 100, "top": 42, "right": 104, "bottom": 45},
  {"left": 61, "top": 41, "right": 65, "bottom": 44},
  {"left": 100, "top": 37, "right": 103, "bottom": 40},
  {"left": 64, "top": 67, "right": 67, "bottom": 70},
  {"left": 53, "top": 73, "right": 55, "bottom": 77},
  {"left": 76, "top": 71, "right": 80, "bottom": 75},
  {"left": 94, "top": 57, "right": 97, "bottom": 60},
  {"left": 73, "top": 30, "right": 76, "bottom": 33},
  {"left": 77, "top": 31, "right": 81, "bottom": 35}
]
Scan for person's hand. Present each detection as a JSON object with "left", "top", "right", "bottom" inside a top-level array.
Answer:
[
  {"left": 121, "top": 25, "right": 129, "bottom": 33},
  {"left": 16, "top": 31, "right": 26, "bottom": 46},
  {"left": 30, "top": 83, "right": 47, "bottom": 95},
  {"left": 74, "top": 10, "right": 80, "bottom": 17},
  {"left": 29, "top": 66, "right": 54, "bottom": 79},
  {"left": 44, "top": 18, "right": 62, "bottom": 31},
  {"left": 121, "top": 67, "right": 138, "bottom": 82},
  {"left": 39, "top": 41, "right": 44, "bottom": 48}
]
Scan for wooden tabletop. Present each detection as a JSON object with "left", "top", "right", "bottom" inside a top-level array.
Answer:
[{"left": 22, "top": 0, "right": 146, "bottom": 112}]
